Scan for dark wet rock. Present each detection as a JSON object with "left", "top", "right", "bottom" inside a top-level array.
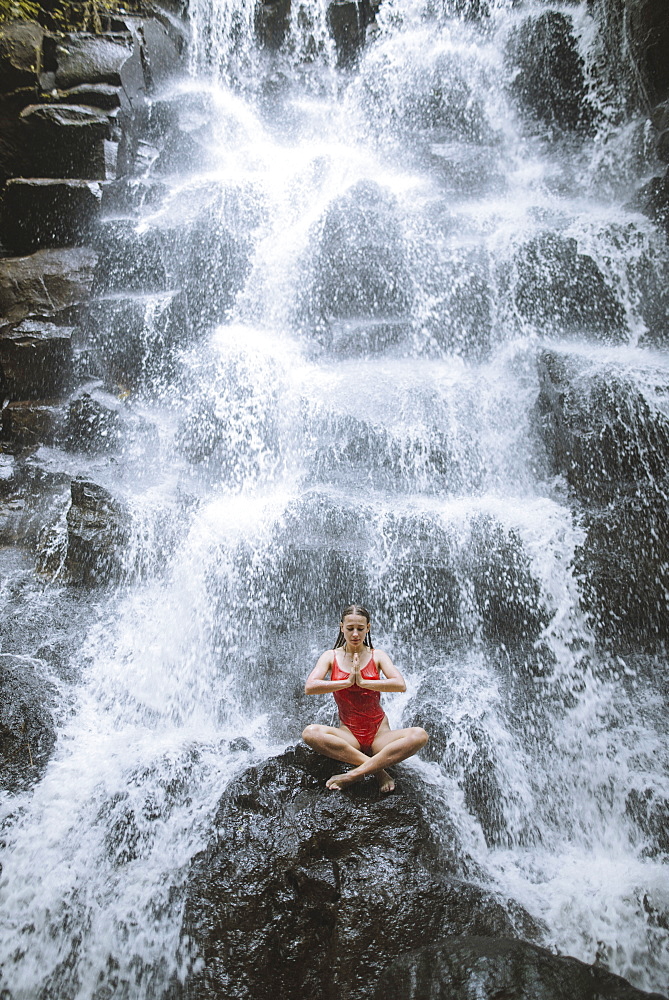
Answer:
[
  {"left": 18, "top": 102, "right": 112, "bottom": 180},
  {"left": 53, "top": 31, "right": 146, "bottom": 106},
  {"left": 0, "top": 247, "right": 97, "bottom": 325},
  {"left": 308, "top": 180, "right": 411, "bottom": 335},
  {"left": 0, "top": 178, "right": 102, "bottom": 255},
  {"left": 626, "top": 787, "right": 669, "bottom": 856},
  {"left": 92, "top": 218, "right": 167, "bottom": 293},
  {"left": 2, "top": 399, "right": 67, "bottom": 448},
  {"left": 0, "top": 20, "right": 42, "bottom": 93},
  {"left": 101, "top": 177, "right": 169, "bottom": 214},
  {"left": 177, "top": 746, "right": 536, "bottom": 1000},
  {"left": 592, "top": 0, "right": 669, "bottom": 109},
  {"left": 139, "top": 17, "right": 185, "bottom": 90},
  {"left": 228, "top": 735, "right": 254, "bottom": 753},
  {"left": 537, "top": 349, "right": 669, "bottom": 502},
  {"left": 254, "top": 0, "right": 292, "bottom": 49},
  {"left": 0, "top": 653, "right": 57, "bottom": 793},
  {"left": 375, "top": 935, "right": 668, "bottom": 1000},
  {"left": 465, "top": 514, "right": 548, "bottom": 646},
  {"left": 0, "top": 319, "right": 74, "bottom": 400},
  {"left": 506, "top": 12, "right": 594, "bottom": 136},
  {"left": 327, "top": 0, "right": 376, "bottom": 67},
  {"left": 575, "top": 492, "right": 669, "bottom": 644},
  {"left": 64, "top": 387, "right": 123, "bottom": 454},
  {"left": 423, "top": 244, "right": 494, "bottom": 357},
  {"left": 65, "top": 476, "right": 130, "bottom": 585},
  {"left": 83, "top": 289, "right": 189, "bottom": 389},
  {"left": 639, "top": 166, "right": 669, "bottom": 241},
  {"left": 537, "top": 349, "right": 669, "bottom": 643},
  {"left": 512, "top": 233, "right": 626, "bottom": 338},
  {"left": 160, "top": 217, "right": 251, "bottom": 329},
  {"left": 58, "top": 82, "right": 123, "bottom": 110}
]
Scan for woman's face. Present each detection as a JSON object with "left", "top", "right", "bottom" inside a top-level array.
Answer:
[{"left": 340, "top": 614, "right": 370, "bottom": 649}]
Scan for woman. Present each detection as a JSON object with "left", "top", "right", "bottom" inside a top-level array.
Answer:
[{"left": 302, "top": 605, "right": 428, "bottom": 793}]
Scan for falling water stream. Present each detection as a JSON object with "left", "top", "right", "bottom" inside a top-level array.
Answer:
[{"left": 1, "top": 0, "right": 669, "bottom": 997}]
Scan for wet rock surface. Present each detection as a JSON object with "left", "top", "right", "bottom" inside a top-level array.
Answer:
[
  {"left": 65, "top": 476, "right": 131, "bottom": 585},
  {"left": 177, "top": 745, "right": 536, "bottom": 1000},
  {"left": 376, "top": 936, "right": 669, "bottom": 1000},
  {"left": 537, "top": 348, "right": 669, "bottom": 643},
  {"left": 0, "top": 653, "right": 57, "bottom": 793}
]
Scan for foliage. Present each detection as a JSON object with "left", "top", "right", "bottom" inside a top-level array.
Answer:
[{"left": 0, "top": 0, "right": 146, "bottom": 31}]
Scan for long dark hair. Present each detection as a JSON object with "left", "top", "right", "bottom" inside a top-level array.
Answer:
[{"left": 333, "top": 604, "right": 374, "bottom": 650}]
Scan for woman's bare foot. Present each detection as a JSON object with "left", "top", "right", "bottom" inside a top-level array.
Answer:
[
  {"left": 376, "top": 769, "right": 395, "bottom": 794},
  {"left": 325, "top": 770, "right": 361, "bottom": 790}
]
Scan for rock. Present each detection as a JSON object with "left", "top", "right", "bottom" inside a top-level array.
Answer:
[
  {"left": 58, "top": 82, "right": 123, "bottom": 110},
  {"left": 327, "top": 0, "right": 376, "bottom": 67},
  {"left": 594, "top": 0, "right": 669, "bottom": 108},
  {"left": 64, "top": 387, "right": 123, "bottom": 453},
  {"left": 92, "top": 218, "right": 167, "bottom": 293},
  {"left": 308, "top": 180, "right": 411, "bottom": 334},
  {"left": 2, "top": 399, "right": 67, "bottom": 448},
  {"left": 505, "top": 12, "right": 594, "bottom": 135},
  {"left": 139, "top": 18, "right": 185, "bottom": 90},
  {"left": 0, "top": 247, "right": 97, "bottom": 325},
  {"left": 83, "top": 289, "right": 189, "bottom": 389},
  {"left": 376, "top": 936, "right": 668, "bottom": 1000},
  {"left": 537, "top": 349, "right": 669, "bottom": 642},
  {"left": 177, "top": 746, "right": 535, "bottom": 1000},
  {"left": 100, "top": 177, "right": 169, "bottom": 215},
  {"left": 536, "top": 349, "right": 669, "bottom": 502},
  {"left": 18, "top": 102, "right": 112, "bottom": 180},
  {"left": 53, "top": 31, "right": 146, "bottom": 107},
  {"left": 0, "top": 653, "right": 57, "bottom": 793},
  {"left": 65, "top": 477, "right": 130, "bottom": 585},
  {"left": 513, "top": 233, "right": 626, "bottom": 338},
  {"left": 0, "top": 20, "right": 42, "bottom": 93},
  {"left": 0, "top": 179, "right": 102, "bottom": 255},
  {"left": 0, "top": 319, "right": 74, "bottom": 400},
  {"left": 639, "top": 166, "right": 669, "bottom": 240},
  {"left": 254, "top": 0, "right": 292, "bottom": 49}
]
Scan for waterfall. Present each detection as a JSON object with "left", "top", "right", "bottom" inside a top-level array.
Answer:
[{"left": 1, "top": 0, "right": 668, "bottom": 997}]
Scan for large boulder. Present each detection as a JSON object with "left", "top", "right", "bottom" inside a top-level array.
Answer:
[
  {"left": 590, "top": 0, "right": 669, "bottom": 109},
  {"left": 0, "top": 247, "right": 97, "bottom": 324},
  {"left": 177, "top": 746, "right": 537, "bottom": 1000},
  {"left": 254, "top": 0, "right": 292, "bottom": 49},
  {"left": 0, "top": 653, "right": 57, "bottom": 793},
  {"left": 18, "top": 102, "right": 113, "bottom": 180},
  {"left": 307, "top": 180, "right": 411, "bottom": 343},
  {"left": 505, "top": 12, "right": 594, "bottom": 136},
  {"left": 0, "top": 19, "right": 42, "bottom": 93},
  {"left": 0, "top": 318, "right": 74, "bottom": 399},
  {"left": 376, "top": 936, "right": 668, "bottom": 1000},
  {"left": 65, "top": 477, "right": 131, "bottom": 585},
  {"left": 0, "top": 178, "right": 102, "bottom": 255},
  {"left": 327, "top": 0, "right": 376, "bottom": 67},
  {"left": 536, "top": 349, "right": 669, "bottom": 642},
  {"left": 2, "top": 399, "right": 67, "bottom": 448},
  {"left": 51, "top": 31, "right": 146, "bottom": 106},
  {"left": 512, "top": 233, "right": 625, "bottom": 338}
]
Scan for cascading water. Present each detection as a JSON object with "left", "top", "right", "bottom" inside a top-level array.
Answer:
[{"left": 1, "top": 0, "right": 668, "bottom": 997}]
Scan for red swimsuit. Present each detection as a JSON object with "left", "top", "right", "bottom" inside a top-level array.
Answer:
[{"left": 332, "top": 653, "right": 386, "bottom": 752}]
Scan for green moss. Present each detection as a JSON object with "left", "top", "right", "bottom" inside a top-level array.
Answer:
[{"left": 0, "top": 0, "right": 148, "bottom": 30}]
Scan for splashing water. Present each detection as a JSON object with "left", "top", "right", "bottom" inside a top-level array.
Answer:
[{"left": 1, "top": 0, "right": 669, "bottom": 997}]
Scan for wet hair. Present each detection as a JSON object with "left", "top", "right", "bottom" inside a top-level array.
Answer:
[{"left": 333, "top": 604, "right": 374, "bottom": 650}]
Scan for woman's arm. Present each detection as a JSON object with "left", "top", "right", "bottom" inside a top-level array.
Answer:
[
  {"left": 305, "top": 650, "right": 354, "bottom": 695},
  {"left": 355, "top": 648, "right": 406, "bottom": 692}
]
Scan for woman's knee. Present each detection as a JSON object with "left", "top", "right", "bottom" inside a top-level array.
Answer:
[
  {"left": 302, "top": 724, "right": 323, "bottom": 746},
  {"left": 409, "top": 727, "right": 429, "bottom": 749}
]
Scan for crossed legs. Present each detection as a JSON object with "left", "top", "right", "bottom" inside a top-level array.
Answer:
[{"left": 302, "top": 723, "right": 428, "bottom": 793}]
